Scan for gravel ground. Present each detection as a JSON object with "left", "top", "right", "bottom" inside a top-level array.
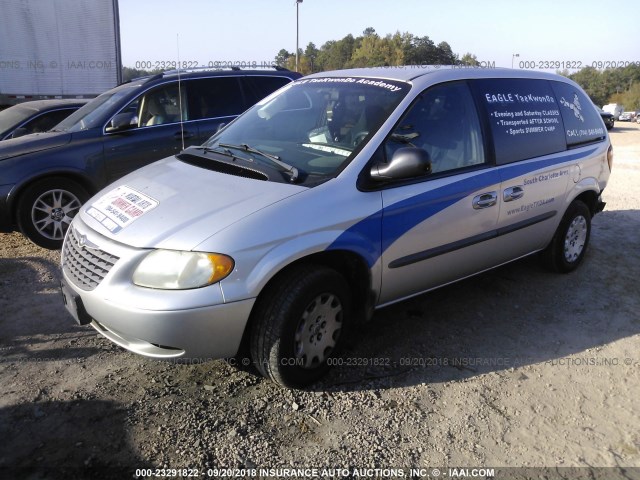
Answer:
[{"left": 1, "top": 123, "right": 639, "bottom": 480}]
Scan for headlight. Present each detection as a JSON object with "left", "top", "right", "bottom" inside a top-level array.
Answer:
[{"left": 133, "top": 250, "right": 234, "bottom": 290}]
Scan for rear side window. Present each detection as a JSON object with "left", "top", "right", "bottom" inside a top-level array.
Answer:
[
  {"left": 472, "top": 79, "right": 566, "bottom": 164},
  {"left": 242, "top": 76, "right": 291, "bottom": 105},
  {"left": 550, "top": 81, "right": 606, "bottom": 147},
  {"left": 187, "top": 77, "right": 245, "bottom": 120}
]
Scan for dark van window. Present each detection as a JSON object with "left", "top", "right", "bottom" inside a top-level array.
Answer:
[
  {"left": 550, "top": 81, "right": 606, "bottom": 147},
  {"left": 472, "top": 79, "right": 566, "bottom": 164},
  {"left": 23, "top": 109, "right": 76, "bottom": 134},
  {"left": 385, "top": 82, "right": 485, "bottom": 174},
  {"left": 243, "top": 76, "right": 291, "bottom": 105},
  {"left": 187, "top": 77, "right": 245, "bottom": 121}
]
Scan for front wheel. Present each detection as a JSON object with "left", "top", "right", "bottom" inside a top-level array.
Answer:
[
  {"left": 16, "top": 177, "right": 89, "bottom": 249},
  {"left": 542, "top": 200, "right": 591, "bottom": 273},
  {"left": 249, "top": 265, "right": 352, "bottom": 388}
]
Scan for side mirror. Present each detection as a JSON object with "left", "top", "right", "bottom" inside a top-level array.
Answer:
[
  {"left": 105, "top": 112, "right": 138, "bottom": 133},
  {"left": 370, "top": 147, "right": 432, "bottom": 181},
  {"left": 11, "top": 127, "right": 28, "bottom": 139}
]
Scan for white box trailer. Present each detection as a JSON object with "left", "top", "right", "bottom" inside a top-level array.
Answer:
[
  {"left": 602, "top": 103, "right": 624, "bottom": 120},
  {"left": 0, "top": 0, "right": 122, "bottom": 106}
]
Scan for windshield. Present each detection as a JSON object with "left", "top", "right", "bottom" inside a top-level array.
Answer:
[
  {"left": 55, "top": 84, "right": 137, "bottom": 132},
  {"left": 0, "top": 105, "right": 34, "bottom": 136},
  {"left": 202, "top": 77, "right": 409, "bottom": 185}
]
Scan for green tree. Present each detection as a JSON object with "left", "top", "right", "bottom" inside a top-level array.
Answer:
[
  {"left": 304, "top": 42, "right": 319, "bottom": 73},
  {"left": 460, "top": 53, "right": 480, "bottom": 66},
  {"left": 362, "top": 27, "right": 377, "bottom": 37},
  {"left": 274, "top": 30, "right": 472, "bottom": 72},
  {"left": 404, "top": 35, "right": 437, "bottom": 65},
  {"left": 349, "top": 32, "right": 404, "bottom": 67},
  {"left": 274, "top": 49, "right": 292, "bottom": 68},
  {"left": 570, "top": 64, "right": 640, "bottom": 106},
  {"left": 611, "top": 82, "right": 640, "bottom": 110},
  {"left": 570, "top": 66, "right": 609, "bottom": 106},
  {"left": 434, "top": 41, "right": 457, "bottom": 65},
  {"left": 315, "top": 34, "right": 357, "bottom": 71}
]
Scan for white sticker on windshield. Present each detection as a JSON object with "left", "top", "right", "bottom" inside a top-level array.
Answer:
[{"left": 86, "top": 186, "right": 158, "bottom": 234}]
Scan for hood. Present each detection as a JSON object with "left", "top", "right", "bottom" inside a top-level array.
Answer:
[
  {"left": 0, "top": 131, "right": 72, "bottom": 161},
  {"left": 79, "top": 156, "right": 307, "bottom": 250}
]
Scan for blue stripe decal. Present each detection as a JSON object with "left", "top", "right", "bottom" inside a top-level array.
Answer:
[{"left": 328, "top": 148, "right": 597, "bottom": 266}]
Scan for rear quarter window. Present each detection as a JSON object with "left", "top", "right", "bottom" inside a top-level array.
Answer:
[
  {"left": 550, "top": 81, "right": 606, "bottom": 147},
  {"left": 187, "top": 77, "right": 245, "bottom": 120},
  {"left": 472, "top": 79, "right": 566, "bottom": 164}
]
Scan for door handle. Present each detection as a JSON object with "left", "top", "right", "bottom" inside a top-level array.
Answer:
[
  {"left": 174, "top": 131, "right": 194, "bottom": 140},
  {"left": 503, "top": 185, "right": 525, "bottom": 202},
  {"left": 472, "top": 191, "right": 498, "bottom": 209}
]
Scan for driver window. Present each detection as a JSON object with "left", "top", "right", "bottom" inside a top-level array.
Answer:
[
  {"left": 136, "top": 84, "right": 187, "bottom": 127},
  {"left": 385, "top": 82, "right": 485, "bottom": 174}
]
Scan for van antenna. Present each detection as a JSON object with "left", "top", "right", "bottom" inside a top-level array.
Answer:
[{"left": 176, "top": 34, "right": 185, "bottom": 151}]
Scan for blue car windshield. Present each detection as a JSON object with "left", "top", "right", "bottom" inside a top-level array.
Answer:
[
  {"left": 203, "top": 77, "right": 410, "bottom": 180},
  {"left": 0, "top": 105, "right": 35, "bottom": 136},
  {"left": 55, "top": 84, "right": 137, "bottom": 133}
]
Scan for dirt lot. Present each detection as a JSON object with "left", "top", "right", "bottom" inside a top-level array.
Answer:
[{"left": 1, "top": 123, "right": 639, "bottom": 480}]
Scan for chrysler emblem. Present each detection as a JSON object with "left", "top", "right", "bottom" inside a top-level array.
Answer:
[{"left": 75, "top": 229, "right": 99, "bottom": 250}]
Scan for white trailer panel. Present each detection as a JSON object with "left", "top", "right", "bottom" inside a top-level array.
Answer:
[{"left": 0, "top": 0, "right": 121, "bottom": 102}]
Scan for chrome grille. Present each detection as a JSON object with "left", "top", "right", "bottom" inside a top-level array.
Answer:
[{"left": 62, "top": 228, "right": 119, "bottom": 291}]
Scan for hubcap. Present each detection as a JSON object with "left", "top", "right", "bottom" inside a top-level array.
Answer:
[
  {"left": 31, "top": 189, "right": 82, "bottom": 240},
  {"left": 564, "top": 215, "right": 587, "bottom": 263},
  {"left": 294, "top": 293, "right": 343, "bottom": 368}
]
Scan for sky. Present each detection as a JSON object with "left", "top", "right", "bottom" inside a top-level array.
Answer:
[{"left": 118, "top": 0, "right": 640, "bottom": 71}]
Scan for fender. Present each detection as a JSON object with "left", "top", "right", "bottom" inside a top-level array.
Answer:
[
  {"left": 6, "top": 166, "right": 101, "bottom": 214},
  {"left": 566, "top": 176, "right": 601, "bottom": 206},
  {"left": 220, "top": 229, "right": 381, "bottom": 303}
]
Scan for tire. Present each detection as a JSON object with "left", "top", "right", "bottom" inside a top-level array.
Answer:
[
  {"left": 249, "top": 264, "right": 352, "bottom": 388},
  {"left": 16, "top": 177, "right": 89, "bottom": 250},
  {"left": 542, "top": 200, "right": 591, "bottom": 273}
]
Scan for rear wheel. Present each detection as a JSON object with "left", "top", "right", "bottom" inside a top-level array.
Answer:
[
  {"left": 17, "top": 177, "right": 89, "bottom": 249},
  {"left": 249, "top": 264, "right": 352, "bottom": 388},
  {"left": 542, "top": 200, "right": 591, "bottom": 273}
]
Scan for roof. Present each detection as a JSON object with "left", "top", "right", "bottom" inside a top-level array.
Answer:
[
  {"left": 304, "top": 66, "right": 575, "bottom": 85},
  {"left": 131, "top": 67, "right": 301, "bottom": 86},
  {"left": 9, "top": 99, "right": 89, "bottom": 112}
]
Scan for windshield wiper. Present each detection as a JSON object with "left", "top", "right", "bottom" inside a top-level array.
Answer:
[
  {"left": 192, "top": 145, "right": 247, "bottom": 162},
  {"left": 219, "top": 143, "right": 299, "bottom": 182}
]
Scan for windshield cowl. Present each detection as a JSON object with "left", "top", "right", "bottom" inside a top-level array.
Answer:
[{"left": 177, "top": 147, "right": 290, "bottom": 183}]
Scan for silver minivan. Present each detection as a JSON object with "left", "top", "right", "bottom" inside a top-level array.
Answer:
[{"left": 60, "top": 67, "right": 612, "bottom": 387}]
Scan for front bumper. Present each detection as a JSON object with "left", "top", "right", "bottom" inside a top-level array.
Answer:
[
  {"left": 0, "top": 183, "right": 16, "bottom": 232},
  {"left": 61, "top": 217, "right": 255, "bottom": 360},
  {"left": 82, "top": 292, "right": 254, "bottom": 359}
]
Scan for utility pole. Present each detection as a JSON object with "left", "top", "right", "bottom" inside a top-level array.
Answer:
[{"left": 296, "top": 0, "right": 303, "bottom": 72}]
